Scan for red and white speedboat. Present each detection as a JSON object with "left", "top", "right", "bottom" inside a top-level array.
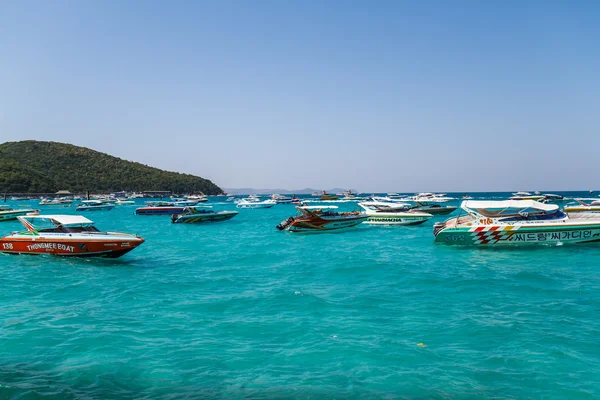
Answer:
[
  {"left": 276, "top": 206, "right": 368, "bottom": 233},
  {"left": 0, "top": 215, "right": 145, "bottom": 258}
]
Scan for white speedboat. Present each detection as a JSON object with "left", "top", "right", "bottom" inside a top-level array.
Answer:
[
  {"left": 76, "top": 200, "right": 115, "bottom": 211},
  {"left": 271, "top": 194, "right": 293, "bottom": 204},
  {"left": 170, "top": 197, "right": 199, "bottom": 206},
  {"left": 186, "top": 194, "right": 208, "bottom": 202},
  {"left": 509, "top": 191, "right": 545, "bottom": 201},
  {"left": 236, "top": 198, "right": 276, "bottom": 208},
  {"left": 563, "top": 199, "right": 600, "bottom": 219},
  {"left": 114, "top": 198, "right": 136, "bottom": 205},
  {"left": 39, "top": 198, "right": 73, "bottom": 207},
  {"left": 433, "top": 200, "right": 600, "bottom": 246},
  {"left": 412, "top": 193, "right": 455, "bottom": 202},
  {"left": 370, "top": 196, "right": 410, "bottom": 204},
  {"left": 358, "top": 201, "right": 432, "bottom": 225},
  {"left": 0, "top": 206, "right": 39, "bottom": 222}
]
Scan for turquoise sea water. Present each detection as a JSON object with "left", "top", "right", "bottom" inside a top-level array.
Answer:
[{"left": 1, "top": 192, "right": 599, "bottom": 399}]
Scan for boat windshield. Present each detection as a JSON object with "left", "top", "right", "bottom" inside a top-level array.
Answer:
[
  {"left": 38, "top": 225, "right": 101, "bottom": 233},
  {"left": 472, "top": 207, "right": 553, "bottom": 218},
  {"left": 20, "top": 216, "right": 99, "bottom": 233},
  {"left": 498, "top": 211, "right": 567, "bottom": 222}
]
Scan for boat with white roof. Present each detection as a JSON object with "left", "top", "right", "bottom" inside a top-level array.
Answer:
[
  {"left": 39, "top": 198, "right": 73, "bottom": 207},
  {"left": 0, "top": 215, "right": 144, "bottom": 257},
  {"left": 270, "top": 194, "right": 293, "bottom": 204},
  {"left": 563, "top": 199, "right": 600, "bottom": 219},
  {"left": 433, "top": 200, "right": 600, "bottom": 246},
  {"left": 412, "top": 193, "right": 455, "bottom": 202},
  {"left": 509, "top": 191, "right": 545, "bottom": 201},
  {"left": 236, "top": 197, "right": 276, "bottom": 209},
  {"left": 76, "top": 200, "right": 115, "bottom": 211}
]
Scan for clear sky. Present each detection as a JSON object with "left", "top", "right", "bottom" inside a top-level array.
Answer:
[{"left": 1, "top": 0, "right": 599, "bottom": 192}]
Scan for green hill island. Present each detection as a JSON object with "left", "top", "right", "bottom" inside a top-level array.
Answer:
[{"left": 0, "top": 141, "right": 222, "bottom": 194}]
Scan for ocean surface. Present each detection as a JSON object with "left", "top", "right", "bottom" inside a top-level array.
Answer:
[{"left": 1, "top": 192, "right": 599, "bottom": 399}]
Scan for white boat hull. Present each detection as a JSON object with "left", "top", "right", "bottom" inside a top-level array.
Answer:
[
  {"left": 363, "top": 213, "right": 431, "bottom": 225},
  {"left": 237, "top": 203, "right": 275, "bottom": 209}
]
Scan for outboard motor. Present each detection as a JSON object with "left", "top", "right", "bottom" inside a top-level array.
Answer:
[
  {"left": 276, "top": 217, "right": 295, "bottom": 231},
  {"left": 433, "top": 221, "right": 445, "bottom": 236}
]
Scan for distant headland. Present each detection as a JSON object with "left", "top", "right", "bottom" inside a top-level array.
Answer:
[{"left": 0, "top": 141, "right": 222, "bottom": 194}]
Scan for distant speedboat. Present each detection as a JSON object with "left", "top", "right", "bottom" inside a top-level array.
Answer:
[
  {"left": 76, "top": 200, "right": 115, "bottom": 211},
  {"left": 412, "top": 202, "right": 457, "bottom": 215},
  {"left": 271, "top": 194, "right": 293, "bottom": 204},
  {"left": 236, "top": 198, "right": 276, "bottom": 209},
  {"left": 170, "top": 197, "right": 199, "bottom": 206},
  {"left": 433, "top": 200, "right": 600, "bottom": 246},
  {"left": 186, "top": 194, "right": 208, "bottom": 202},
  {"left": 413, "top": 193, "right": 455, "bottom": 202},
  {"left": 114, "top": 198, "right": 135, "bottom": 205},
  {"left": 358, "top": 201, "right": 432, "bottom": 226},
  {"left": 563, "top": 199, "right": 600, "bottom": 219},
  {"left": 276, "top": 206, "right": 368, "bottom": 232},
  {"left": 319, "top": 191, "right": 339, "bottom": 201},
  {"left": 0, "top": 215, "right": 144, "bottom": 257},
  {"left": 0, "top": 206, "right": 39, "bottom": 222},
  {"left": 370, "top": 196, "right": 408, "bottom": 204},
  {"left": 171, "top": 207, "right": 238, "bottom": 224},
  {"left": 509, "top": 191, "right": 544, "bottom": 201},
  {"left": 39, "top": 198, "right": 72, "bottom": 207},
  {"left": 135, "top": 201, "right": 186, "bottom": 215}
]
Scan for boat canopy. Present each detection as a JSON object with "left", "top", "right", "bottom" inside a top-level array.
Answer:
[
  {"left": 464, "top": 200, "right": 557, "bottom": 211},
  {"left": 360, "top": 201, "right": 410, "bottom": 207},
  {"left": 462, "top": 200, "right": 558, "bottom": 217},
  {"left": 20, "top": 215, "right": 95, "bottom": 226},
  {"left": 298, "top": 205, "right": 338, "bottom": 210}
]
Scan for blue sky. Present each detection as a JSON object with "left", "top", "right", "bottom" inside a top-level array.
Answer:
[{"left": 1, "top": 1, "right": 599, "bottom": 192}]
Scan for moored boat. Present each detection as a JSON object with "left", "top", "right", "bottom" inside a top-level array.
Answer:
[
  {"left": 358, "top": 201, "right": 432, "bottom": 225},
  {"left": 433, "top": 200, "right": 600, "bottom": 246},
  {"left": 412, "top": 202, "right": 457, "bottom": 215},
  {"left": 0, "top": 215, "right": 144, "bottom": 257},
  {"left": 563, "top": 199, "right": 600, "bottom": 219},
  {"left": 39, "top": 198, "right": 73, "bottom": 207},
  {"left": 0, "top": 206, "right": 39, "bottom": 222},
  {"left": 135, "top": 201, "right": 186, "bottom": 215},
  {"left": 412, "top": 193, "right": 455, "bottom": 202},
  {"left": 271, "top": 194, "right": 293, "bottom": 204},
  {"left": 171, "top": 207, "right": 238, "bottom": 223},
  {"left": 114, "top": 199, "right": 136, "bottom": 205},
  {"left": 276, "top": 205, "right": 368, "bottom": 232},
  {"left": 509, "top": 191, "right": 545, "bottom": 201},
  {"left": 170, "top": 197, "right": 199, "bottom": 206},
  {"left": 236, "top": 198, "right": 276, "bottom": 209},
  {"left": 186, "top": 194, "right": 208, "bottom": 202},
  {"left": 319, "top": 191, "right": 339, "bottom": 201},
  {"left": 76, "top": 200, "right": 115, "bottom": 211}
]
